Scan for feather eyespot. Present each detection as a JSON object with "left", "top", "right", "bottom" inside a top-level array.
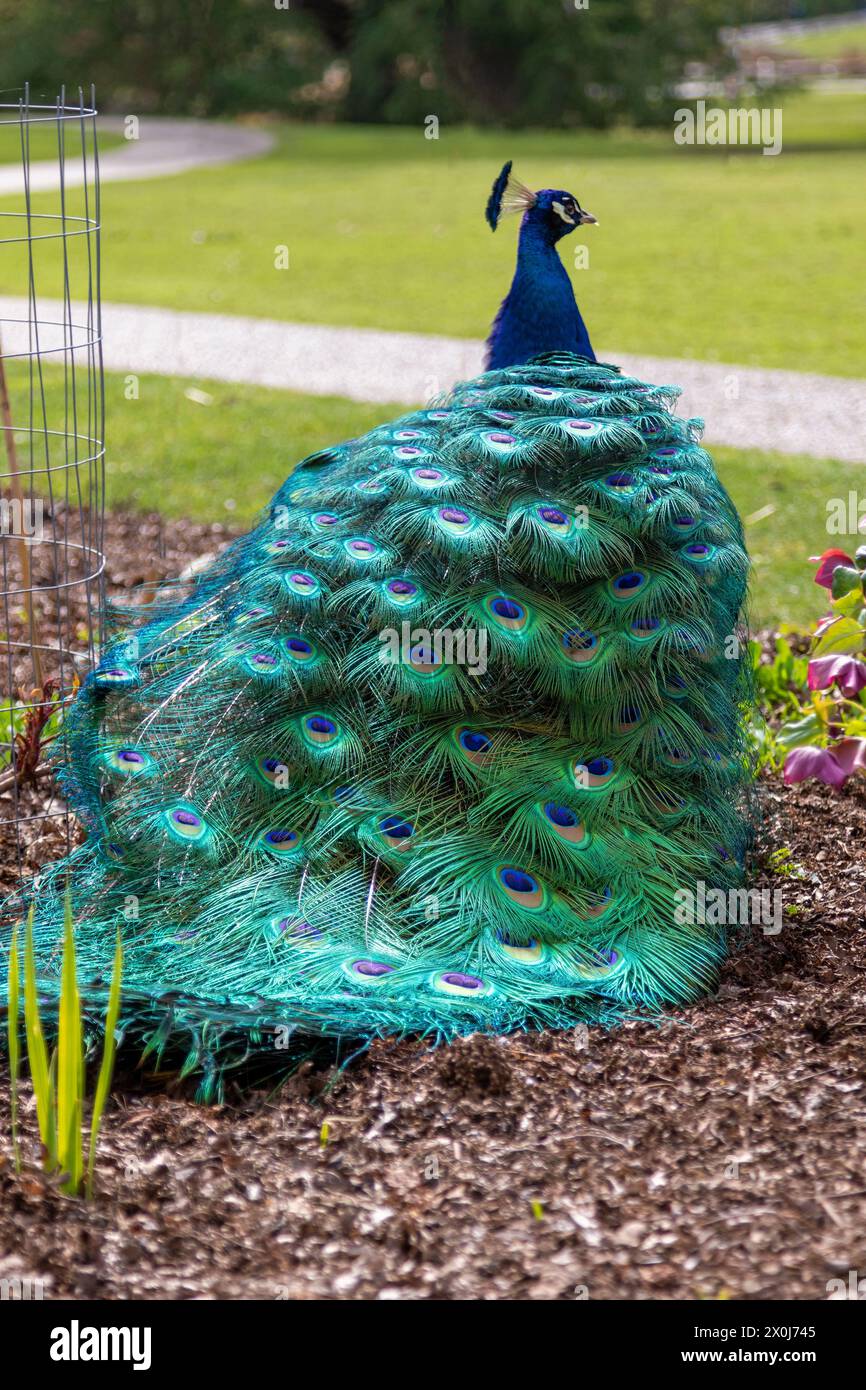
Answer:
[
  {"left": 277, "top": 917, "right": 323, "bottom": 949},
  {"left": 382, "top": 576, "right": 422, "bottom": 608},
  {"left": 580, "top": 886, "right": 614, "bottom": 920},
  {"left": 457, "top": 727, "right": 493, "bottom": 764},
  {"left": 573, "top": 946, "right": 624, "bottom": 981},
  {"left": 164, "top": 805, "right": 210, "bottom": 845},
  {"left": 430, "top": 970, "right": 491, "bottom": 997},
  {"left": 378, "top": 814, "right": 415, "bottom": 851},
  {"left": 344, "top": 536, "right": 380, "bottom": 560},
  {"left": 255, "top": 755, "right": 290, "bottom": 788},
  {"left": 103, "top": 745, "right": 153, "bottom": 776},
  {"left": 497, "top": 932, "right": 546, "bottom": 964},
  {"left": 485, "top": 594, "right": 530, "bottom": 632},
  {"left": 437, "top": 505, "right": 474, "bottom": 534},
  {"left": 411, "top": 467, "right": 446, "bottom": 488},
  {"left": 495, "top": 866, "right": 547, "bottom": 910},
  {"left": 572, "top": 756, "right": 616, "bottom": 790},
  {"left": 484, "top": 431, "right": 517, "bottom": 452},
  {"left": 630, "top": 616, "right": 662, "bottom": 641},
  {"left": 542, "top": 801, "right": 589, "bottom": 846},
  {"left": 610, "top": 570, "right": 647, "bottom": 599},
  {"left": 617, "top": 704, "right": 642, "bottom": 732},
  {"left": 682, "top": 542, "right": 714, "bottom": 564},
  {"left": 94, "top": 664, "right": 138, "bottom": 689},
  {"left": 259, "top": 828, "right": 303, "bottom": 857},
  {"left": 243, "top": 650, "right": 281, "bottom": 676},
  {"left": 404, "top": 641, "right": 443, "bottom": 677},
  {"left": 283, "top": 635, "right": 317, "bottom": 663},
  {"left": 603, "top": 471, "right": 637, "bottom": 495},
  {"left": 536, "top": 503, "right": 571, "bottom": 534},
  {"left": 285, "top": 571, "right": 320, "bottom": 599},
  {"left": 302, "top": 713, "right": 341, "bottom": 747},
  {"left": 660, "top": 741, "right": 693, "bottom": 769},
  {"left": 233, "top": 605, "right": 272, "bottom": 624},
  {"left": 561, "top": 628, "right": 598, "bottom": 663},
  {"left": 344, "top": 958, "right": 397, "bottom": 984},
  {"left": 312, "top": 512, "right": 340, "bottom": 530}
]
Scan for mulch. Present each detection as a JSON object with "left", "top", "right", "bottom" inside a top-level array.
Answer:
[{"left": 1, "top": 513, "right": 865, "bottom": 1300}]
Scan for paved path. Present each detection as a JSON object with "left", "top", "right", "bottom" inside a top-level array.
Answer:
[
  {"left": 0, "top": 116, "right": 273, "bottom": 195},
  {"left": 1, "top": 297, "right": 863, "bottom": 462}
]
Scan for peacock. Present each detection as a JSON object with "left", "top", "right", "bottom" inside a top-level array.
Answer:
[{"left": 7, "top": 163, "right": 751, "bottom": 1089}]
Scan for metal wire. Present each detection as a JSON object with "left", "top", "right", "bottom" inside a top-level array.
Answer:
[{"left": 0, "top": 83, "right": 105, "bottom": 880}]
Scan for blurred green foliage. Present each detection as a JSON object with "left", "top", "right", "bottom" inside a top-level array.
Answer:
[{"left": 0, "top": 0, "right": 781, "bottom": 128}]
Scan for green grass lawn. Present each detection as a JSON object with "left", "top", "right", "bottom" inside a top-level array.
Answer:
[
  {"left": 0, "top": 93, "right": 863, "bottom": 377},
  {"left": 0, "top": 123, "right": 121, "bottom": 164},
  {"left": 1, "top": 364, "right": 837, "bottom": 629},
  {"left": 778, "top": 21, "right": 866, "bottom": 60}
]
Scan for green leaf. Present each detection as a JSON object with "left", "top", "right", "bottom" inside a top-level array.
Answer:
[
  {"left": 86, "top": 928, "right": 123, "bottom": 1200},
  {"left": 832, "top": 586, "right": 865, "bottom": 619},
  {"left": 831, "top": 564, "right": 864, "bottom": 600},
  {"left": 24, "top": 907, "right": 57, "bottom": 1171},
  {"left": 7, "top": 923, "right": 21, "bottom": 1173},
  {"left": 56, "top": 891, "right": 83, "bottom": 1195},
  {"left": 812, "top": 616, "right": 865, "bottom": 657},
  {"left": 777, "top": 711, "right": 825, "bottom": 749}
]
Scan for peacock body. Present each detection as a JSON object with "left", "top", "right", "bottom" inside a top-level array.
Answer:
[{"left": 10, "top": 165, "right": 751, "bottom": 1080}]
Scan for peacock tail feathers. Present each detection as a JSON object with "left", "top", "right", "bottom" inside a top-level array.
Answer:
[{"left": 5, "top": 352, "right": 752, "bottom": 1084}]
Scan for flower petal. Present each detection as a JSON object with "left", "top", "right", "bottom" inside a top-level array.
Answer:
[
  {"left": 833, "top": 737, "right": 866, "bottom": 779},
  {"left": 807, "top": 654, "right": 866, "bottom": 699},
  {"left": 783, "top": 744, "right": 848, "bottom": 789},
  {"left": 813, "top": 549, "right": 854, "bottom": 590}
]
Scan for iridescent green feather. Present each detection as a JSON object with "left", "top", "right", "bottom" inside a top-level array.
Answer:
[{"left": 4, "top": 353, "right": 752, "bottom": 1070}]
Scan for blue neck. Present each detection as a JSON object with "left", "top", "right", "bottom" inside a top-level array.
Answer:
[{"left": 485, "top": 216, "right": 595, "bottom": 370}]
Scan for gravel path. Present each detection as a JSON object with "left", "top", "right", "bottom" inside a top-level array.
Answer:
[
  {"left": 0, "top": 116, "right": 273, "bottom": 195},
  {"left": 1, "top": 296, "right": 863, "bottom": 462}
]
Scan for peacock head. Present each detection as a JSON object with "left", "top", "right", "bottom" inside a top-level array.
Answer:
[{"left": 485, "top": 161, "right": 597, "bottom": 244}]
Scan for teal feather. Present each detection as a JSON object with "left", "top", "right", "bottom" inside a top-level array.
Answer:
[{"left": 5, "top": 346, "right": 752, "bottom": 1067}]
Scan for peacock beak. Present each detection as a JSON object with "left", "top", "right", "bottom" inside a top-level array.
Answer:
[{"left": 577, "top": 209, "right": 598, "bottom": 225}]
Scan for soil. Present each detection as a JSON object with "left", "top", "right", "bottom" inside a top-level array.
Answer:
[
  {"left": 0, "top": 511, "right": 235, "bottom": 894},
  {"left": 0, "top": 513, "right": 865, "bottom": 1301}
]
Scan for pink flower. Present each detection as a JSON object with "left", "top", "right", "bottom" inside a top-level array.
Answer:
[
  {"left": 811, "top": 549, "right": 853, "bottom": 589},
  {"left": 808, "top": 654, "right": 866, "bottom": 699},
  {"left": 784, "top": 738, "right": 866, "bottom": 789}
]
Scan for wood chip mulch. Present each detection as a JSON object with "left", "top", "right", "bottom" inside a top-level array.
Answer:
[{"left": 1, "top": 514, "right": 865, "bottom": 1300}]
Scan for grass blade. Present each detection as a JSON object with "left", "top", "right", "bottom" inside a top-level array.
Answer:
[
  {"left": 56, "top": 890, "right": 83, "bottom": 1194},
  {"left": 6, "top": 922, "right": 20, "bottom": 1172},
  {"left": 23, "top": 905, "right": 56, "bottom": 1170},
  {"left": 86, "top": 927, "right": 123, "bottom": 1200}
]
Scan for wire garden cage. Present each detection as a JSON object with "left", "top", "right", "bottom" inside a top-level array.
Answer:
[{"left": 0, "top": 84, "right": 105, "bottom": 890}]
